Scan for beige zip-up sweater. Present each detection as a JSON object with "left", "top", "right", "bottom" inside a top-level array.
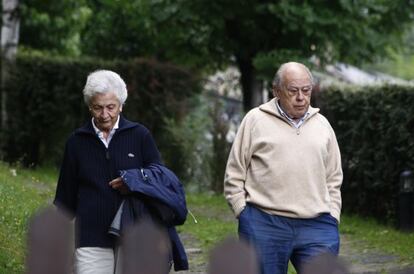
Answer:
[{"left": 224, "top": 98, "right": 343, "bottom": 222}]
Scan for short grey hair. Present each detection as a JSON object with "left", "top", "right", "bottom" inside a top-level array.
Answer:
[
  {"left": 272, "top": 62, "right": 314, "bottom": 89},
  {"left": 83, "top": 70, "right": 128, "bottom": 105}
]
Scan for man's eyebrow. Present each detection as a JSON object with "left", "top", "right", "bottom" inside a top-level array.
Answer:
[{"left": 287, "top": 85, "right": 312, "bottom": 89}]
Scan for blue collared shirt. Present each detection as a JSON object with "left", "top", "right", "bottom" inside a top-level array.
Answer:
[{"left": 275, "top": 101, "right": 309, "bottom": 129}]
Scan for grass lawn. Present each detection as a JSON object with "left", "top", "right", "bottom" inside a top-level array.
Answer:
[
  {"left": 340, "top": 214, "right": 414, "bottom": 263},
  {"left": 0, "top": 162, "right": 57, "bottom": 274},
  {"left": 177, "top": 193, "right": 237, "bottom": 250},
  {"left": 0, "top": 162, "right": 413, "bottom": 273}
]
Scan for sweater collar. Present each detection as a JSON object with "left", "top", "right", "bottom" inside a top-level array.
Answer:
[
  {"left": 259, "top": 98, "right": 319, "bottom": 120},
  {"left": 76, "top": 114, "right": 138, "bottom": 135}
]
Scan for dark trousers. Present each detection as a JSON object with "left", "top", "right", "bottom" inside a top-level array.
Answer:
[{"left": 238, "top": 204, "right": 340, "bottom": 274}]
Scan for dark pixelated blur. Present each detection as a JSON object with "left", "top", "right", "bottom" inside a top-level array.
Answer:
[
  {"left": 25, "top": 206, "right": 414, "bottom": 274},
  {"left": 301, "top": 253, "right": 349, "bottom": 274},
  {"left": 26, "top": 206, "right": 73, "bottom": 274},
  {"left": 120, "top": 219, "right": 171, "bottom": 274},
  {"left": 207, "top": 237, "right": 259, "bottom": 274}
]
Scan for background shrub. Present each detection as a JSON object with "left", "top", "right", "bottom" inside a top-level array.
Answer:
[
  {"left": 1, "top": 53, "right": 200, "bottom": 171},
  {"left": 315, "top": 85, "right": 414, "bottom": 223},
  {"left": 163, "top": 95, "right": 213, "bottom": 191}
]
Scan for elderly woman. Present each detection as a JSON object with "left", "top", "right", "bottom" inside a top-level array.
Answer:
[{"left": 54, "top": 70, "right": 162, "bottom": 274}]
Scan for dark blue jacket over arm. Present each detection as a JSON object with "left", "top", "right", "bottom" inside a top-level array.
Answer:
[
  {"left": 120, "top": 164, "right": 188, "bottom": 226},
  {"left": 111, "top": 164, "right": 189, "bottom": 271}
]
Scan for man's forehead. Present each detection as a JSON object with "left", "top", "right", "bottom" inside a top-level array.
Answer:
[
  {"left": 284, "top": 67, "right": 309, "bottom": 77},
  {"left": 283, "top": 66, "right": 311, "bottom": 82},
  {"left": 285, "top": 78, "right": 312, "bottom": 87}
]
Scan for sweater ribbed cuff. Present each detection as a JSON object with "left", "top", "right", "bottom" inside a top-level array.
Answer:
[
  {"left": 232, "top": 199, "right": 246, "bottom": 218},
  {"left": 330, "top": 209, "right": 341, "bottom": 223}
]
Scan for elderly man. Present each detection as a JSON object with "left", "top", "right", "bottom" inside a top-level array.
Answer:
[
  {"left": 54, "top": 70, "right": 163, "bottom": 274},
  {"left": 224, "top": 62, "right": 343, "bottom": 274}
]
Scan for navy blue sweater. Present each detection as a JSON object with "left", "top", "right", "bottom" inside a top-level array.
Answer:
[{"left": 54, "top": 115, "right": 161, "bottom": 248}]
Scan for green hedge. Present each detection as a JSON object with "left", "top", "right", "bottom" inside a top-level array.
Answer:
[
  {"left": 316, "top": 85, "right": 414, "bottom": 223},
  {"left": 1, "top": 54, "right": 200, "bottom": 171}
]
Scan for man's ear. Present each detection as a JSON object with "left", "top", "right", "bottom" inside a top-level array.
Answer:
[{"left": 272, "top": 86, "right": 279, "bottom": 98}]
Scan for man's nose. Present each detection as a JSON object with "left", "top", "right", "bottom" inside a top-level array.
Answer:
[{"left": 296, "top": 91, "right": 305, "bottom": 100}]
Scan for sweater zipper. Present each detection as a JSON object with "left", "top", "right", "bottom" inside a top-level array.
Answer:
[
  {"left": 90, "top": 133, "right": 113, "bottom": 179},
  {"left": 277, "top": 115, "right": 302, "bottom": 135},
  {"left": 106, "top": 148, "right": 115, "bottom": 180},
  {"left": 106, "top": 131, "right": 119, "bottom": 180},
  {"left": 80, "top": 130, "right": 116, "bottom": 180},
  {"left": 294, "top": 115, "right": 313, "bottom": 135}
]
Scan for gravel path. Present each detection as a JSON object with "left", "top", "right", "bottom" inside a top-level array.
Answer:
[
  {"left": 339, "top": 234, "right": 413, "bottom": 274},
  {"left": 171, "top": 229, "right": 413, "bottom": 274},
  {"left": 171, "top": 233, "right": 206, "bottom": 274}
]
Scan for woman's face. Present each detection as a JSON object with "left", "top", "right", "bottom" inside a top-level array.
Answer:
[{"left": 89, "top": 92, "right": 122, "bottom": 132}]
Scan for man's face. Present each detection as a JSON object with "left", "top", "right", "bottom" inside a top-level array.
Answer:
[
  {"left": 275, "top": 67, "right": 312, "bottom": 119},
  {"left": 89, "top": 92, "right": 122, "bottom": 132}
]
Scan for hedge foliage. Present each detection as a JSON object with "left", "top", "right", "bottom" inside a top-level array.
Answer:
[
  {"left": 316, "top": 85, "right": 414, "bottom": 223},
  {"left": 2, "top": 54, "right": 414, "bottom": 224},
  {"left": 1, "top": 53, "right": 200, "bottom": 169}
]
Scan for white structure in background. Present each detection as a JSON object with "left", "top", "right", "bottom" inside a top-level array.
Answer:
[
  {"left": 204, "top": 67, "right": 243, "bottom": 143},
  {"left": 204, "top": 65, "right": 268, "bottom": 101},
  {"left": 321, "top": 63, "right": 413, "bottom": 87},
  {"left": 204, "top": 66, "right": 242, "bottom": 100},
  {"left": 1, "top": 0, "right": 20, "bottom": 129}
]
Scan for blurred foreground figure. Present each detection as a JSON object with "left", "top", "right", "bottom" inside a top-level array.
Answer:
[
  {"left": 301, "top": 253, "right": 349, "bottom": 274},
  {"left": 225, "top": 62, "right": 343, "bottom": 274},
  {"left": 208, "top": 237, "right": 259, "bottom": 274},
  {"left": 26, "top": 207, "right": 72, "bottom": 274},
  {"left": 54, "top": 70, "right": 188, "bottom": 274},
  {"left": 121, "top": 220, "right": 171, "bottom": 274}
]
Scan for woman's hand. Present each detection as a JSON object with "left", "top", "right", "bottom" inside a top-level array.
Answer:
[{"left": 109, "top": 177, "right": 131, "bottom": 195}]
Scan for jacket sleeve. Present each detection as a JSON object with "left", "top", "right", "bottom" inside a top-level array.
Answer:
[
  {"left": 325, "top": 128, "right": 343, "bottom": 223},
  {"left": 224, "top": 114, "right": 253, "bottom": 218},
  {"left": 168, "top": 227, "right": 189, "bottom": 271},
  {"left": 53, "top": 136, "right": 78, "bottom": 218}
]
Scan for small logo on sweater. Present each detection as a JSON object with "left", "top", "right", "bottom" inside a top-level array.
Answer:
[{"left": 128, "top": 153, "right": 135, "bottom": 158}]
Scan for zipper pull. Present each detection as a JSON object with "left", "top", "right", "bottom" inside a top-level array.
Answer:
[
  {"left": 140, "top": 168, "right": 149, "bottom": 182},
  {"left": 105, "top": 151, "right": 110, "bottom": 160},
  {"left": 188, "top": 209, "right": 198, "bottom": 224}
]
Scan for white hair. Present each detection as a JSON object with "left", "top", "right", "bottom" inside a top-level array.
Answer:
[{"left": 83, "top": 70, "right": 128, "bottom": 105}]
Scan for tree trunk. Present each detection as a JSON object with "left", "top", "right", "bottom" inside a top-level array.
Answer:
[
  {"left": 210, "top": 99, "right": 231, "bottom": 193},
  {"left": 1, "top": 0, "right": 20, "bottom": 129},
  {"left": 236, "top": 57, "right": 264, "bottom": 112}
]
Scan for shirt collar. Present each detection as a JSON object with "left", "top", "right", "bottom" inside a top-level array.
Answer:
[
  {"left": 91, "top": 115, "right": 120, "bottom": 134},
  {"left": 275, "top": 100, "right": 310, "bottom": 125}
]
